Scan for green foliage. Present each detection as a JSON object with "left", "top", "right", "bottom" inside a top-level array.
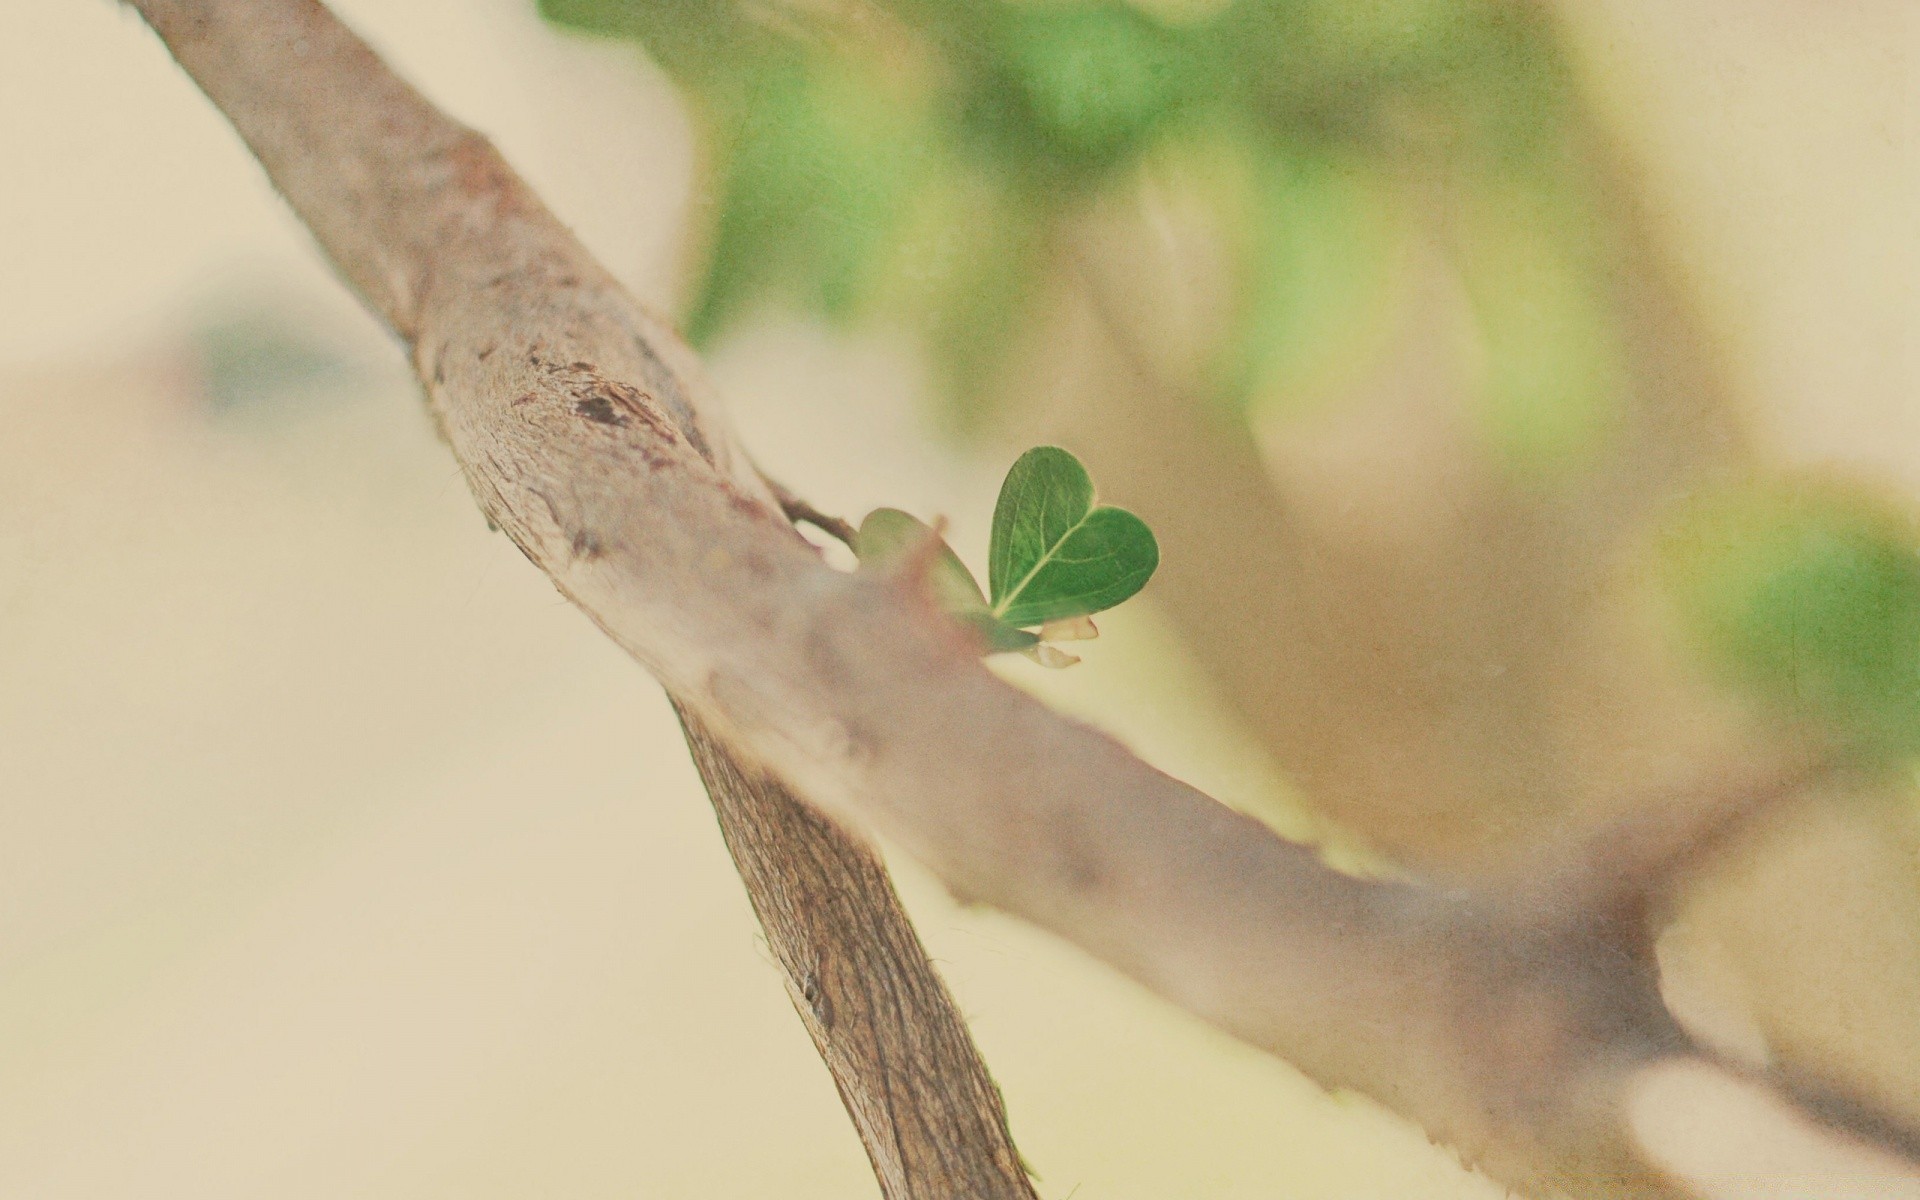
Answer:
[
  {"left": 855, "top": 447, "right": 1158, "bottom": 662},
  {"left": 1201, "top": 139, "right": 1408, "bottom": 415},
  {"left": 856, "top": 507, "right": 990, "bottom": 614},
  {"left": 536, "top": 0, "right": 1596, "bottom": 448},
  {"left": 1661, "top": 480, "right": 1920, "bottom": 756},
  {"left": 1453, "top": 172, "right": 1626, "bottom": 472},
  {"left": 860, "top": 151, "right": 1047, "bottom": 429},
  {"left": 960, "top": 1, "right": 1202, "bottom": 182},
  {"left": 535, "top": 0, "right": 783, "bottom": 85},
  {"left": 683, "top": 61, "right": 925, "bottom": 344}
]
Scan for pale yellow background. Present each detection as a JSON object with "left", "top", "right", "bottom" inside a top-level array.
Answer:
[{"left": 0, "top": 2, "right": 1909, "bottom": 1196}]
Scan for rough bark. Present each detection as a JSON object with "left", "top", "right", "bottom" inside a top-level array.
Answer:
[{"left": 677, "top": 707, "right": 1037, "bottom": 1199}]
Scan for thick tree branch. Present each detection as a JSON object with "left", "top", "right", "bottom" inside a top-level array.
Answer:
[{"left": 120, "top": 1, "right": 1920, "bottom": 1195}]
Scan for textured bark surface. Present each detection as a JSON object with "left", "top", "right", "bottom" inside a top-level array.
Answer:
[
  {"left": 678, "top": 706, "right": 1038, "bottom": 1199},
  {"left": 119, "top": 1, "right": 1920, "bottom": 1196}
]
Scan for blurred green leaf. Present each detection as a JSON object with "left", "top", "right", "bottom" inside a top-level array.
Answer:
[
  {"left": 868, "top": 167, "right": 1049, "bottom": 430},
  {"left": 685, "top": 59, "right": 929, "bottom": 345},
  {"left": 1208, "top": 0, "right": 1453, "bottom": 106},
  {"left": 1206, "top": 141, "right": 1408, "bottom": 415},
  {"left": 1423, "top": 6, "right": 1574, "bottom": 164},
  {"left": 1454, "top": 172, "right": 1626, "bottom": 474},
  {"left": 1661, "top": 480, "right": 1920, "bottom": 756},
  {"left": 989, "top": 446, "right": 1159, "bottom": 627},
  {"left": 536, "top": 0, "right": 783, "bottom": 83},
  {"left": 961, "top": 1, "right": 1202, "bottom": 183},
  {"left": 1298, "top": 0, "right": 1464, "bottom": 67}
]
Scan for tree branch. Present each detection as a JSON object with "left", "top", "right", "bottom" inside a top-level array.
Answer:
[
  {"left": 119, "top": 1, "right": 1920, "bottom": 1194},
  {"left": 676, "top": 706, "right": 1037, "bottom": 1198}
]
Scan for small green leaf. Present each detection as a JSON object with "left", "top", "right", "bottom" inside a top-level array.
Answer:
[
  {"left": 988, "top": 447, "right": 1159, "bottom": 627},
  {"left": 856, "top": 507, "right": 985, "bottom": 610},
  {"left": 855, "top": 508, "right": 1039, "bottom": 653}
]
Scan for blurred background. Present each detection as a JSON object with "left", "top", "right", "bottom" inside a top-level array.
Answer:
[{"left": 0, "top": 0, "right": 1913, "bottom": 1195}]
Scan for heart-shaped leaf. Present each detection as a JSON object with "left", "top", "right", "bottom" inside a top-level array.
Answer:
[
  {"left": 988, "top": 446, "right": 1158, "bottom": 627},
  {"left": 855, "top": 508, "right": 1040, "bottom": 653}
]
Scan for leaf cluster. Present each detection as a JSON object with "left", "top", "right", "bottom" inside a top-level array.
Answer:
[{"left": 854, "top": 446, "right": 1158, "bottom": 665}]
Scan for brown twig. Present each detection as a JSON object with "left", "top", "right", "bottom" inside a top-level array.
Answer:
[{"left": 766, "top": 474, "right": 860, "bottom": 549}]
